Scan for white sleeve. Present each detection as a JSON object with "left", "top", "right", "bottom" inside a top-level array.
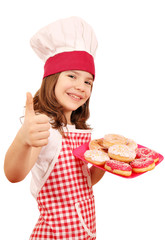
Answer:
[{"left": 30, "top": 127, "right": 62, "bottom": 199}]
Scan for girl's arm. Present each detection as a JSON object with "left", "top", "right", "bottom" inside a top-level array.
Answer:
[
  {"left": 4, "top": 92, "right": 50, "bottom": 183},
  {"left": 4, "top": 128, "right": 41, "bottom": 183},
  {"left": 90, "top": 166, "right": 105, "bottom": 186}
]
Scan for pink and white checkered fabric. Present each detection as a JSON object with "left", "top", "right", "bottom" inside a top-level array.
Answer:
[{"left": 30, "top": 131, "right": 96, "bottom": 239}]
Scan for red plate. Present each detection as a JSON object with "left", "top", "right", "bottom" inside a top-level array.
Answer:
[{"left": 73, "top": 143, "right": 164, "bottom": 178}]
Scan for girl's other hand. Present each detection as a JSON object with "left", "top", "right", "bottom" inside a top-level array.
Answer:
[{"left": 21, "top": 92, "right": 50, "bottom": 147}]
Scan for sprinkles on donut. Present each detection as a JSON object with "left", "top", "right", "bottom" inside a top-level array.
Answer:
[
  {"left": 130, "top": 157, "right": 155, "bottom": 173},
  {"left": 105, "top": 159, "right": 132, "bottom": 177},
  {"left": 136, "top": 147, "right": 159, "bottom": 163}
]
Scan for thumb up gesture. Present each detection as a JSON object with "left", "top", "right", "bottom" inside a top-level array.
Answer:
[{"left": 22, "top": 92, "right": 50, "bottom": 147}]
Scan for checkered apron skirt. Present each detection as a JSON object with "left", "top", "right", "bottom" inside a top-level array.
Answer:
[{"left": 30, "top": 131, "right": 96, "bottom": 239}]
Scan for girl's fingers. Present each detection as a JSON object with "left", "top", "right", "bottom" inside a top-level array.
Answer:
[
  {"left": 35, "top": 114, "right": 50, "bottom": 124},
  {"left": 34, "top": 123, "right": 51, "bottom": 132}
]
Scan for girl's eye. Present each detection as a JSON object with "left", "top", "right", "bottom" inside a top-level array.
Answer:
[
  {"left": 68, "top": 75, "right": 75, "bottom": 79},
  {"left": 85, "top": 80, "right": 92, "bottom": 86}
]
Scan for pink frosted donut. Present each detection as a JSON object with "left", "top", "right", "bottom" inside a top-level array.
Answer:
[
  {"left": 130, "top": 157, "right": 155, "bottom": 173},
  {"left": 136, "top": 147, "right": 159, "bottom": 163},
  {"left": 105, "top": 160, "right": 132, "bottom": 176}
]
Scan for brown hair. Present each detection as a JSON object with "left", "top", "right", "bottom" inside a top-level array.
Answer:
[{"left": 33, "top": 73, "right": 91, "bottom": 136}]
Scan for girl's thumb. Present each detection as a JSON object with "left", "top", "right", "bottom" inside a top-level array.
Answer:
[{"left": 25, "top": 92, "right": 35, "bottom": 117}]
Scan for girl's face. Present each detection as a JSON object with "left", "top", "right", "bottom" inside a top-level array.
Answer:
[{"left": 55, "top": 70, "right": 93, "bottom": 123}]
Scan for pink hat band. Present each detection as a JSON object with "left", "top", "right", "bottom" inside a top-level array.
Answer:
[{"left": 44, "top": 51, "right": 95, "bottom": 79}]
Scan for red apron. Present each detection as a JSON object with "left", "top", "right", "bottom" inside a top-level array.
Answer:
[{"left": 30, "top": 130, "right": 96, "bottom": 239}]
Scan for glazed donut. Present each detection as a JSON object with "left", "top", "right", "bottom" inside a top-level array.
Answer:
[
  {"left": 108, "top": 144, "right": 136, "bottom": 163},
  {"left": 84, "top": 150, "right": 110, "bottom": 166},
  {"left": 125, "top": 138, "right": 137, "bottom": 150},
  {"left": 105, "top": 160, "right": 132, "bottom": 177},
  {"left": 130, "top": 157, "right": 155, "bottom": 173},
  {"left": 103, "top": 134, "right": 127, "bottom": 148},
  {"left": 136, "top": 147, "right": 159, "bottom": 163},
  {"left": 89, "top": 139, "right": 107, "bottom": 153}
]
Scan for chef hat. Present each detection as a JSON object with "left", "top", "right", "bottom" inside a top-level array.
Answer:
[{"left": 30, "top": 16, "right": 98, "bottom": 79}]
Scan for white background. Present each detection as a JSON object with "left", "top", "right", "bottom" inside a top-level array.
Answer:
[{"left": 0, "top": 0, "right": 165, "bottom": 239}]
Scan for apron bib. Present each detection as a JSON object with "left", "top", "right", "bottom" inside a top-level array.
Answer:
[{"left": 30, "top": 131, "right": 96, "bottom": 239}]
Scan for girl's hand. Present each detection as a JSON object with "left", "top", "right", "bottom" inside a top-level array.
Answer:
[{"left": 21, "top": 92, "right": 50, "bottom": 147}]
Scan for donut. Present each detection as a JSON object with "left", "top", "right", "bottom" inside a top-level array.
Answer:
[
  {"left": 108, "top": 144, "right": 136, "bottom": 162},
  {"left": 136, "top": 147, "right": 159, "bottom": 163},
  {"left": 105, "top": 159, "right": 132, "bottom": 177},
  {"left": 149, "top": 151, "right": 159, "bottom": 163},
  {"left": 89, "top": 139, "right": 107, "bottom": 153},
  {"left": 103, "top": 134, "right": 127, "bottom": 148},
  {"left": 130, "top": 157, "right": 155, "bottom": 173},
  {"left": 125, "top": 138, "right": 137, "bottom": 150},
  {"left": 84, "top": 150, "right": 110, "bottom": 166}
]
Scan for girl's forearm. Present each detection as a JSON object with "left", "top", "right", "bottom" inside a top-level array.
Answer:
[
  {"left": 90, "top": 166, "right": 105, "bottom": 186},
  {"left": 4, "top": 127, "right": 40, "bottom": 183}
]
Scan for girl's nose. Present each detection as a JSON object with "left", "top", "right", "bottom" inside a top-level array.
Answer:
[{"left": 75, "top": 80, "right": 85, "bottom": 91}]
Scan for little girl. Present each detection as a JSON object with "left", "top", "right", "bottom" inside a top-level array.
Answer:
[{"left": 4, "top": 16, "right": 105, "bottom": 239}]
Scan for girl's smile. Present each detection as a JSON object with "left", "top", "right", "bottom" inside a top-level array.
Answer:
[
  {"left": 66, "top": 91, "right": 84, "bottom": 101},
  {"left": 55, "top": 70, "right": 93, "bottom": 122}
]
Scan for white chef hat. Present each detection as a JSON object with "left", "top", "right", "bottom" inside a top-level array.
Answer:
[{"left": 30, "top": 16, "right": 98, "bottom": 79}]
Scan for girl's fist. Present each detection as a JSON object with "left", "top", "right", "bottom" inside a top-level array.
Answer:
[{"left": 22, "top": 92, "right": 50, "bottom": 147}]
